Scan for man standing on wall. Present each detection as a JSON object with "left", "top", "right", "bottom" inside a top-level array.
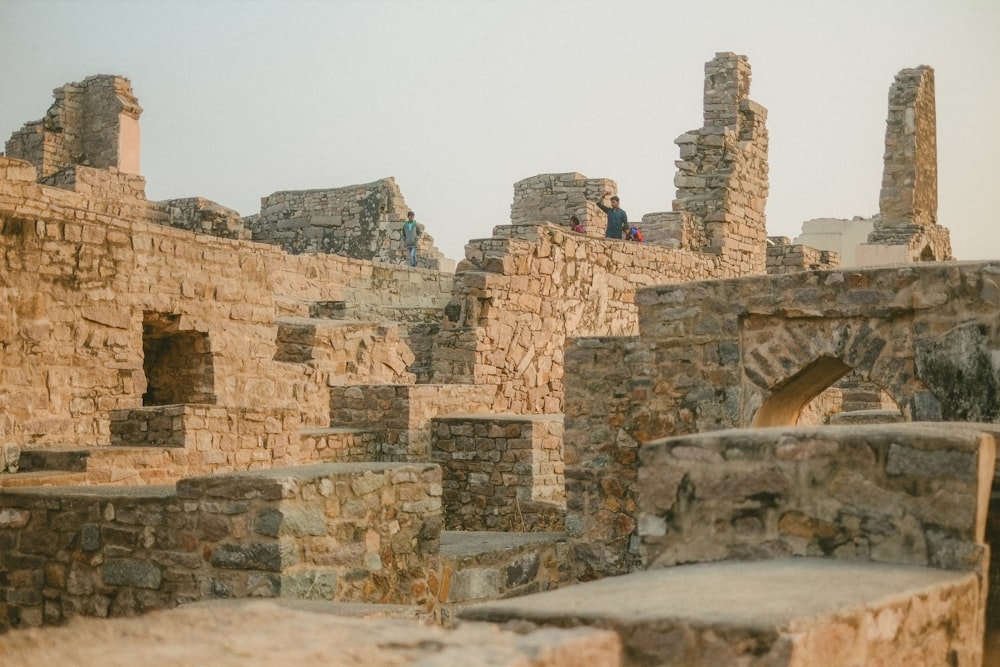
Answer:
[
  {"left": 403, "top": 211, "right": 422, "bottom": 267},
  {"left": 595, "top": 192, "right": 627, "bottom": 239}
]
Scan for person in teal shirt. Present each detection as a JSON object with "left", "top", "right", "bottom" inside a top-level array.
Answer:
[
  {"left": 402, "top": 211, "right": 421, "bottom": 267},
  {"left": 595, "top": 192, "right": 627, "bottom": 239}
]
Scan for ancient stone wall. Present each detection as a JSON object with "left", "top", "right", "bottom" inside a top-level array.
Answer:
[
  {"left": 248, "top": 178, "right": 452, "bottom": 270},
  {"left": 638, "top": 424, "right": 994, "bottom": 577},
  {"left": 431, "top": 414, "right": 564, "bottom": 532},
  {"left": 862, "top": 66, "right": 951, "bottom": 263},
  {"left": 509, "top": 172, "right": 613, "bottom": 236},
  {"left": 671, "top": 52, "right": 769, "bottom": 275},
  {"left": 564, "top": 261, "right": 1000, "bottom": 578},
  {"left": 328, "top": 384, "right": 498, "bottom": 461},
  {"left": 0, "top": 156, "right": 454, "bottom": 448},
  {"left": 4, "top": 75, "right": 141, "bottom": 178},
  {"left": 765, "top": 236, "right": 840, "bottom": 274},
  {"left": 0, "top": 462, "right": 442, "bottom": 629},
  {"left": 879, "top": 66, "right": 937, "bottom": 227},
  {"left": 150, "top": 197, "right": 251, "bottom": 240},
  {"left": 432, "top": 223, "right": 720, "bottom": 414}
]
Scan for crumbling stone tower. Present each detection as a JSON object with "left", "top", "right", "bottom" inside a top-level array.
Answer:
[
  {"left": 670, "top": 52, "right": 769, "bottom": 275},
  {"left": 4, "top": 75, "right": 142, "bottom": 178},
  {"left": 861, "top": 66, "right": 951, "bottom": 262}
]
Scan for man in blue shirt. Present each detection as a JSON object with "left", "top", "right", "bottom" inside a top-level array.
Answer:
[{"left": 595, "top": 192, "right": 627, "bottom": 239}]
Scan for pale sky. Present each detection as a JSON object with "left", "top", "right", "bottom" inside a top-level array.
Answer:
[{"left": 2, "top": 0, "right": 998, "bottom": 263}]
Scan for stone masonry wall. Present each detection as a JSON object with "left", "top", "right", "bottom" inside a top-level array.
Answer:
[
  {"left": 564, "top": 261, "right": 1000, "bottom": 579},
  {"left": 432, "top": 222, "right": 721, "bottom": 414},
  {"left": 149, "top": 197, "right": 251, "bottom": 240},
  {"left": 0, "top": 157, "right": 455, "bottom": 448},
  {"left": 765, "top": 235, "right": 840, "bottom": 274},
  {"left": 431, "top": 414, "right": 564, "bottom": 532},
  {"left": 865, "top": 66, "right": 952, "bottom": 262},
  {"left": 878, "top": 66, "right": 937, "bottom": 227},
  {"left": 328, "top": 384, "right": 498, "bottom": 461},
  {"left": 509, "top": 172, "right": 615, "bottom": 237},
  {"left": 671, "top": 52, "right": 769, "bottom": 275},
  {"left": 249, "top": 178, "right": 451, "bottom": 270},
  {"left": 633, "top": 262, "right": 1000, "bottom": 436},
  {"left": 638, "top": 424, "right": 994, "bottom": 578},
  {"left": 5, "top": 75, "right": 141, "bottom": 178},
  {"left": 0, "top": 462, "right": 442, "bottom": 630}
]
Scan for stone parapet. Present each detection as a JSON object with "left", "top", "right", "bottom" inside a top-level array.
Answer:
[
  {"left": 766, "top": 239, "right": 840, "bottom": 274},
  {"left": 638, "top": 423, "right": 995, "bottom": 579},
  {"left": 0, "top": 462, "right": 443, "bottom": 629},
  {"left": 431, "top": 414, "right": 565, "bottom": 531}
]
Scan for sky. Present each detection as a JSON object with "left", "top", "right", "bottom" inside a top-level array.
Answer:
[{"left": 2, "top": 0, "right": 998, "bottom": 264}]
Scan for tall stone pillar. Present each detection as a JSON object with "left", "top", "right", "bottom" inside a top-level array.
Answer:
[
  {"left": 861, "top": 66, "right": 951, "bottom": 263},
  {"left": 879, "top": 66, "right": 937, "bottom": 227},
  {"left": 670, "top": 52, "right": 769, "bottom": 277}
]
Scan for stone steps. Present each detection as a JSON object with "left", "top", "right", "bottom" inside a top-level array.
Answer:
[
  {"left": 460, "top": 557, "right": 982, "bottom": 666},
  {"left": 434, "top": 530, "right": 571, "bottom": 624},
  {"left": 828, "top": 408, "right": 904, "bottom": 425},
  {"left": 0, "top": 470, "right": 89, "bottom": 488}
]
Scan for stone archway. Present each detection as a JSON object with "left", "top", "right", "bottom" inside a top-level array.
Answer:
[
  {"left": 752, "top": 355, "right": 852, "bottom": 427},
  {"left": 740, "top": 316, "right": 926, "bottom": 428}
]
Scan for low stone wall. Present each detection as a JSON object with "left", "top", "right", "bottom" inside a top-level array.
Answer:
[
  {"left": 329, "top": 384, "right": 498, "bottom": 461},
  {"left": 0, "top": 462, "right": 443, "bottom": 630},
  {"left": 109, "top": 404, "right": 301, "bottom": 471},
  {"left": 765, "top": 236, "right": 840, "bottom": 274},
  {"left": 432, "top": 414, "right": 564, "bottom": 531},
  {"left": 150, "top": 197, "right": 251, "bottom": 240},
  {"left": 637, "top": 423, "right": 995, "bottom": 580}
]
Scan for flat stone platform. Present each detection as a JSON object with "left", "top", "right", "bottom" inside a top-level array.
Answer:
[
  {"left": 0, "top": 600, "right": 621, "bottom": 667},
  {"left": 459, "top": 557, "right": 983, "bottom": 666}
]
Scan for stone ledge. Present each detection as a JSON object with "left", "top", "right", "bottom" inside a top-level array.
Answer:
[{"left": 461, "top": 557, "right": 982, "bottom": 666}]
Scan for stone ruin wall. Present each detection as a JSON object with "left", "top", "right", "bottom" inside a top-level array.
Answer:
[
  {"left": 432, "top": 223, "right": 722, "bottom": 414},
  {"left": 563, "top": 261, "right": 1000, "bottom": 577},
  {"left": 0, "top": 462, "right": 443, "bottom": 628},
  {"left": 0, "top": 156, "right": 453, "bottom": 449},
  {"left": 4, "top": 75, "right": 141, "bottom": 178},
  {"left": 671, "top": 52, "right": 769, "bottom": 275},
  {"left": 879, "top": 66, "right": 938, "bottom": 228},
  {"left": 248, "top": 178, "right": 452, "bottom": 271}
]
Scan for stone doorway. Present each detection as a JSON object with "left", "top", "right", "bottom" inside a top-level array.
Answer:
[{"left": 142, "top": 312, "right": 216, "bottom": 406}]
